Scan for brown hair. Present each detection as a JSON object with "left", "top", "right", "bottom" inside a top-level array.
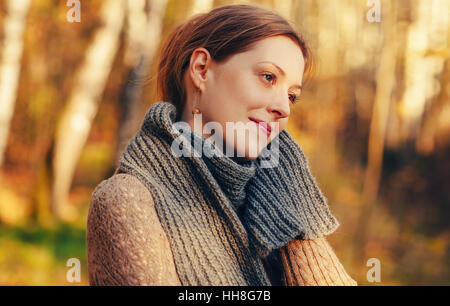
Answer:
[{"left": 156, "top": 4, "right": 314, "bottom": 118}]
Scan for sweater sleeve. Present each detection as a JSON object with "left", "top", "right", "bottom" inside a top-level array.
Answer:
[
  {"left": 86, "top": 174, "right": 181, "bottom": 286},
  {"left": 280, "top": 237, "right": 357, "bottom": 286}
]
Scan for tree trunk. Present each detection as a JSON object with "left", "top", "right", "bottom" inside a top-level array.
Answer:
[
  {"left": 52, "top": 0, "right": 126, "bottom": 222},
  {"left": 0, "top": 0, "right": 31, "bottom": 167},
  {"left": 112, "top": 0, "right": 169, "bottom": 169},
  {"left": 353, "top": 0, "right": 399, "bottom": 277},
  {"left": 397, "top": 0, "right": 448, "bottom": 145},
  {"left": 415, "top": 0, "right": 450, "bottom": 154}
]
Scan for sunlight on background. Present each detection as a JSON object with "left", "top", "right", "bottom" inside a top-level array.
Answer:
[{"left": 0, "top": 0, "right": 449, "bottom": 285}]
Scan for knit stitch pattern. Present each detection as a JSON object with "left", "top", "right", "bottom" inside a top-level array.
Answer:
[{"left": 117, "top": 102, "right": 339, "bottom": 285}]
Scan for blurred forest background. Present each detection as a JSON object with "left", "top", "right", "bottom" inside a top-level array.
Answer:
[{"left": 0, "top": 0, "right": 449, "bottom": 285}]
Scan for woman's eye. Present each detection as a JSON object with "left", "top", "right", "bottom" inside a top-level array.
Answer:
[
  {"left": 289, "top": 94, "right": 297, "bottom": 105},
  {"left": 261, "top": 73, "right": 298, "bottom": 105},
  {"left": 262, "top": 73, "right": 275, "bottom": 84}
]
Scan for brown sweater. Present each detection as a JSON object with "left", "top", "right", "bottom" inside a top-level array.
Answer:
[{"left": 87, "top": 173, "right": 357, "bottom": 286}]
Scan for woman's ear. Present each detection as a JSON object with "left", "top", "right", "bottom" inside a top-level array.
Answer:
[{"left": 188, "top": 47, "right": 212, "bottom": 92}]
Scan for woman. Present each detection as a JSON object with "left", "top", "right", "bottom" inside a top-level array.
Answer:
[{"left": 87, "top": 4, "right": 357, "bottom": 286}]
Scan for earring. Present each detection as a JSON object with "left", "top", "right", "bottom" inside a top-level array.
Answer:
[{"left": 192, "top": 88, "right": 201, "bottom": 115}]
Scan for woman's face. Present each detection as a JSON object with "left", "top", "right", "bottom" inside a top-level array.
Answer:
[{"left": 182, "top": 35, "right": 305, "bottom": 160}]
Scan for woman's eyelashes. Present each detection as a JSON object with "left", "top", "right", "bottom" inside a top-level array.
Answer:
[
  {"left": 262, "top": 72, "right": 276, "bottom": 85},
  {"left": 260, "top": 72, "right": 298, "bottom": 105},
  {"left": 288, "top": 94, "right": 298, "bottom": 105}
]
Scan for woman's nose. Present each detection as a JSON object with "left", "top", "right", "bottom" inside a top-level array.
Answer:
[{"left": 267, "top": 94, "right": 290, "bottom": 119}]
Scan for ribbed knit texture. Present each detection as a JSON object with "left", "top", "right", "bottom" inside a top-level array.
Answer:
[
  {"left": 280, "top": 238, "right": 357, "bottom": 286},
  {"left": 117, "top": 101, "right": 339, "bottom": 286}
]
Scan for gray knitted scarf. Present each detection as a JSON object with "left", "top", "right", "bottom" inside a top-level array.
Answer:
[{"left": 117, "top": 101, "right": 339, "bottom": 286}]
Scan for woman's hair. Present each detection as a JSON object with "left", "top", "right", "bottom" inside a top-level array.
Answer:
[{"left": 156, "top": 4, "right": 314, "bottom": 117}]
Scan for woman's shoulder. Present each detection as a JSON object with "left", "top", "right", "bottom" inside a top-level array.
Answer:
[
  {"left": 87, "top": 173, "right": 181, "bottom": 285},
  {"left": 88, "top": 173, "right": 161, "bottom": 232},
  {"left": 90, "top": 173, "right": 155, "bottom": 210}
]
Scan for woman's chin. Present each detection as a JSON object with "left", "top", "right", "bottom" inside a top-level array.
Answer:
[
  {"left": 235, "top": 142, "right": 267, "bottom": 160},
  {"left": 227, "top": 132, "right": 270, "bottom": 160}
]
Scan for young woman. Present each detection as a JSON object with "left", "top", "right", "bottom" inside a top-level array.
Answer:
[{"left": 87, "top": 4, "right": 357, "bottom": 286}]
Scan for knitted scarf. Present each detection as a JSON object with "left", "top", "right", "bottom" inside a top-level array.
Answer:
[{"left": 117, "top": 102, "right": 339, "bottom": 286}]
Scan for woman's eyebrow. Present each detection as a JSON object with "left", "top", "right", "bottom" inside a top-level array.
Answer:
[{"left": 257, "top": 61, "right": 303, "bottom": 90}]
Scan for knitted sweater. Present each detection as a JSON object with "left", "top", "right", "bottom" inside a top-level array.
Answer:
[
  {"left": 87, "top": 172, "right": 357, "bottom": 286},
  {"left": 87, "top": 101, "right": 357, "bottom": 285}
]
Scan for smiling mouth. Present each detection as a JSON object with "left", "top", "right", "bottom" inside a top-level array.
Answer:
[{"left": 248, "top": 117, "right": 272, "bottom": 137}]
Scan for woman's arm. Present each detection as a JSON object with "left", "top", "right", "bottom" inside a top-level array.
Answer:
[
  {"left": 87, "top": 174, "right": 181, "bottom": 285},
  {"left": 280, "top": 237, "right": 357, "bottom": 286}
]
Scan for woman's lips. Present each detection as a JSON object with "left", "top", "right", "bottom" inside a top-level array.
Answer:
[{"left": 249, "top": 117, "right": 272, "bottom": 137}]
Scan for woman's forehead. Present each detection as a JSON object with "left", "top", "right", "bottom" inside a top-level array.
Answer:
[{"left": 224, "top": 37, "right": 305, "bottom": 79}]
